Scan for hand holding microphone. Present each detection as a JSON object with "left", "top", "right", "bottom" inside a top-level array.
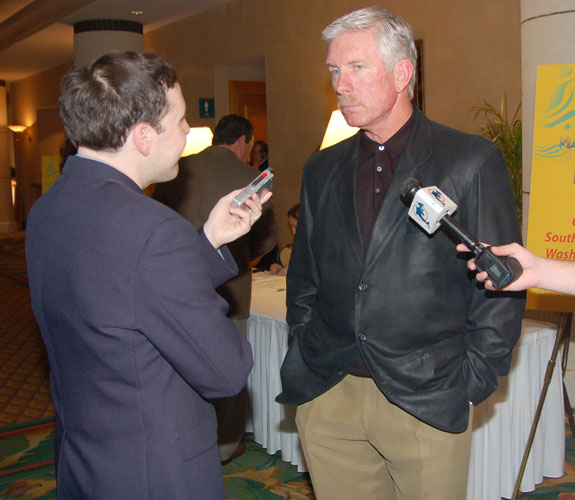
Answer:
[{"left": 400, "top": 178, "right": 523, "bottom": 289}]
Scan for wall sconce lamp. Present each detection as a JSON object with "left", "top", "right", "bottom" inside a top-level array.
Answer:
[
  {"left": 319, "top": 110, "right": 359, "bottom": 150},
  {"left": 181, "top": 127, "right": 213, "bottom": 157},
  {"left": 7, "top": 124, "right": 31, "bottom": 142},
  {"left": 8, "top": 124, "right": 27, "bottom": 133}
]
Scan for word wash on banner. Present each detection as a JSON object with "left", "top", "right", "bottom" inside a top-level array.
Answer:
[{"left": 544, "top": 226, "right": 575, "bottom": 260}]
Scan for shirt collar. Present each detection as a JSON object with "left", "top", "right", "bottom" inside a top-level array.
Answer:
[{"left": 359, "top": 107, "right": 416, "bottom": 161}]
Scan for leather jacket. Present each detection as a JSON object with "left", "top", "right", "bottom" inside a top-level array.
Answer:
[{"left": 276, "top": 109, "right": 525, "bottom": 432}]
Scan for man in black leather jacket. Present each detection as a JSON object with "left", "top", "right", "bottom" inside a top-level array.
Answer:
[{"left": 276, "top": 7, "right": 525, "bottom": 500}]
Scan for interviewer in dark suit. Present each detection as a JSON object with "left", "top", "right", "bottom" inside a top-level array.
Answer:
[
  {"left": 25, "top": 51, "right": 270, "bottom": 500},
  {"left": 276, "top": 7, "right": 525, "bottom": 500}
]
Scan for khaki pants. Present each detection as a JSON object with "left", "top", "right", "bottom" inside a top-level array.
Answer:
[{"left": 296, "top": 375, "right": 473, "bottom": 500}]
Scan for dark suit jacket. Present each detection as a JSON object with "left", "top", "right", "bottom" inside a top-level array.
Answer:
[
  {"left": 153, "top": 146, "right": 277, "bottom": 319},
  {"left": 277, "top": 109, "right": 525, "bottom": 432},
  {"left": 25, "top": 156, "right": 253, "bottom": 499}
]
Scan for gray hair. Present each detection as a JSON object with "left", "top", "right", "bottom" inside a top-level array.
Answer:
[{"left": 322, "top": 7, "right": 417, "bottom": 99}]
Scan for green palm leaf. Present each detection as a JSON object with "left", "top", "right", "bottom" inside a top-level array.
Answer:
[{"left": 472, "top": 95, "right": 522, "bottom": 224}]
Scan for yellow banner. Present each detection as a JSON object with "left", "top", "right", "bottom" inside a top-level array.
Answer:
[
  {"left": 526, "top": 63, "right": 575, "bottom": 312},
  {"left": 41, "top": 156, "right": 61, "bottom": 194}
]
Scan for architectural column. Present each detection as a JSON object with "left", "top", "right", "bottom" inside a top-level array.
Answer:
[
  {"left": 0, "top": 81, "right": 18, "bottom": 233},
  {"left": 73, "top": 19, "right": 144, "bottom": 68},
  {"left": 520, "top": 0, "right": 575, "bottom": 234}
]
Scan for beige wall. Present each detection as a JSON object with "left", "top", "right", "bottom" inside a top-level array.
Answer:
[
  {"left": 9, "top": 0, "right": 521, "bottom": 241},
  {"left": 146, "top": 0, "right": 521, "bottom": 244}
]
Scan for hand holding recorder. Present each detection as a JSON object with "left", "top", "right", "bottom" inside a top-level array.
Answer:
[
  {"left": 232, "top": 168, "right": 274, "bottom": 209},
  {"left": 457, "top": 242, "right": 575, "bottom": 295},
  {"left": 203, "top": 170, "right": 274, "bottom": 249}
]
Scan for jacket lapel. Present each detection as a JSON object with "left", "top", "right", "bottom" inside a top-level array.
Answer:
[
  {"left": 363, "top": 110, "right": 433, "bottom": 271},
  {"left": 328, "top": 134, "right": 364, "bottom": 263}
]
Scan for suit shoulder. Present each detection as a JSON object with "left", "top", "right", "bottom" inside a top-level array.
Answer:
[
  {"left": 309, "top": 133, "right": 358, "bottom": 161},
  {"left": 112, "top": 184, "right": 187, "bottom": 229},
  {"left": 427, "top": 118, "right": 497, "bottom": 155},
  {"left": 182, "top": 146, "right": 256, "bottom": 183},
  {"left": 304, "top": 133, "right": 359, "bottom": 176}
]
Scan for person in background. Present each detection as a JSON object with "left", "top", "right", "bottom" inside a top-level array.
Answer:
[
  {"left": 270, "top": 203, "right": 299, "bottom": 275},
  {"left": 26, "top": 51, "right": 270, "bottom": 499},
  {"left": 251, "top": 243, "right": 279, "bottom": 271},
  {"left": 154, "top": 113, "right": 277, "bottom": 463},
  {"left": 457, "top": 242, "right": 575, "bottom": 295},
  {"left": 250, "top": 140, "right": 269, "bottom": 171},
  {"left": 276, "top": 7, "right": 525, "bottom": 500},
  {"left": 58, "top": 137, "right": 77, "bottom": 172}
]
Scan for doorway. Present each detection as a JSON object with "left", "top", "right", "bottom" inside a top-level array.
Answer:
[{"left": 229, "top": 80, "right": 267, "bottom": 144}]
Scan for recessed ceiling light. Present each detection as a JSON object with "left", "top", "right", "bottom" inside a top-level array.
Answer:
[{"left": 130, "top": 10, "right": 144, "bottom": 15}]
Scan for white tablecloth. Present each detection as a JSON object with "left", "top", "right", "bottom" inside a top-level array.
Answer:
[
  {"left": 247, "top": 273, "right": 565, "bottom": 497},
  {"left": 247, "top": 273, "right": 306, "bottom": 470}
]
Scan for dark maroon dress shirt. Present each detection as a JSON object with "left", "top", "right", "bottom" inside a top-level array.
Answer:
[{"left": 350, "top": 110, "right": 416, "bottom": 377}]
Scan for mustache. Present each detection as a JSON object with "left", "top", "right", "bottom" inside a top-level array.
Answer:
[{"left": 338, "top": 97, "right": 361, "bottom": 107}]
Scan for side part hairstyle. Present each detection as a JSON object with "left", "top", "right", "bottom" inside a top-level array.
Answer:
[
  {"left": 322, "top": 7, "right": 417, "bottom": 100},
  {"left": 212, "top": 114, "right": 254, "bottom": 146},
  {"left": 59, "top": 51, "right": 178, "bottom": 151}
]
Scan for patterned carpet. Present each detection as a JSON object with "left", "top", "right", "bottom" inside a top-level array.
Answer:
[
  {"left": 1, "top": 417, "right": 574, "bottom": 500},
  {"left": 0, "top": 418, "right": 314, "bottom": 500},
  {"left": 0, "top": 231, "right": 573, "bottom": 499},
  {"left": 0, "top": 418, "right": 56, "bottom": 499},
  {"left": 0, "top": 233, "right": 54, "bottom": 426}
]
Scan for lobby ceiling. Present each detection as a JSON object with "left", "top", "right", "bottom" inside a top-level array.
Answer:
[{"left": 0, "top": 0, "right": 231, "bottom": 82}]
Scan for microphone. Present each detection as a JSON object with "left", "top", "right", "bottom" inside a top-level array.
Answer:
[{"left": 400, "top": 178, "right": 523, "bottom": 289}]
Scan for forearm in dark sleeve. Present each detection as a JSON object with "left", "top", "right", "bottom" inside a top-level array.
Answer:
[{"left": 461, "top": 145, "right": 526, "bottom": 404}]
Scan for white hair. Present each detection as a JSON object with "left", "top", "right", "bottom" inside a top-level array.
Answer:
[{"left": 322, "top": 7, "right": 417, "bottom": 99}]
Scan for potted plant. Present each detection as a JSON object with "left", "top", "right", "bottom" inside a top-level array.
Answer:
[{"left": 472, "top": 96, "right": 522, "bottom": 224}]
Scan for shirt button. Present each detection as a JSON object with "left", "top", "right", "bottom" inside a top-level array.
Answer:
[
  {"left": 359, "top": 333, "right": 367, "bottom": 341},
  {"left": 338, "top": 370, "right": 344, "bottom": 377},
  {"left": 375, "top": 187, "right": 381, "bottom": 194},
  {"left": 379, "top": 145, "right": 385, "bottom": 151},
  {"left": 358, "top": 283, "right": 368, "bottom": 291},
  {"left": 376, "top": 166, "right": 383, "bottom": 172}
]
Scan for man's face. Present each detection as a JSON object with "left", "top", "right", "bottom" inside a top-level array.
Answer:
[
  {"left": 326, "top": 29, "right": 400, "bottom": 138},
  {"left": 239, "top": 136, "right": 254, "bottom": 164},
  {"left": 288, "top": 216, "right": 298, "bottom": 237},
  {"left": 152, "top": 83, "right": 190, "bottom": 183},
  {"left": 250, "top": 143, "right": 263, "bottom": 167}
]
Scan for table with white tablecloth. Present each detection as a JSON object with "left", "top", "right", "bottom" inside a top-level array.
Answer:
[
  {"left": 247, "top": 273, "right": 306, "bottom": 470},
  {"left": 467, "top": 319, "right": 565, "bottom": 499},
  {"left": 246, "top": 272, "right": 565, "bottom": 498}
]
